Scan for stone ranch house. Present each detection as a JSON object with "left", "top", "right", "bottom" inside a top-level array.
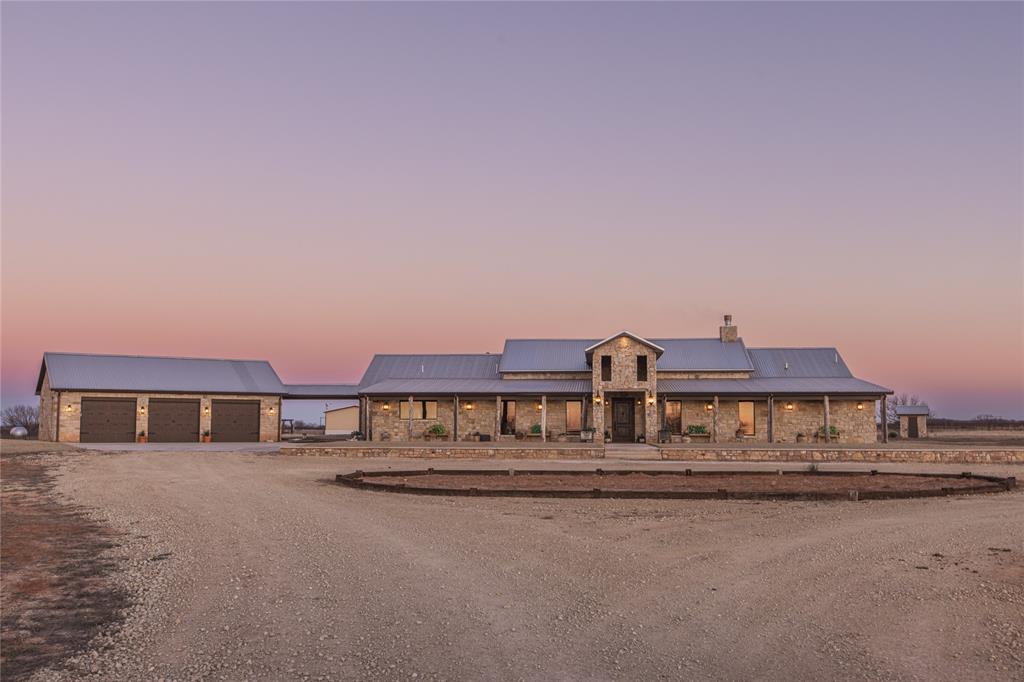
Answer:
[{"left": 36, "top": 317, "right": 892, "bottom": 444}]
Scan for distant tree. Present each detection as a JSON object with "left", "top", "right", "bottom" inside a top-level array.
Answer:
[
  {"left": 2, "top": 404, "right": 40, "bottom": 436},
  {"left": 883, "top": 393, "right": 931, "bottom": 425}
]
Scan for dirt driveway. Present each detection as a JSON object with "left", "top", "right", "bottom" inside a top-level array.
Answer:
[{"left": 11, "top": 449, "right": 1024, "bottom": 680}]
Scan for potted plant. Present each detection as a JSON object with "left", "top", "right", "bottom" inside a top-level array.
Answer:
[
  {"left": 137, "top": 430, "right": 147, "bottom": 444},
  {"left": 526, "top": 423, "right": 543, "bottom": 440},
  {"left": 816, "top": 425, "right": 840, "bottom": 442},
  {"left": 581, "top": 426, "right": 596, "bottom": 442},
  {"left": 201, "top": 430, "right": 211, "bottom": 443},
  {"left": 637, "top": 433, "right": 646, "bottom": 444},
  {"left": 424, "top": 423, "right": 447, "bottom": 441},
  {"left": 604, "top": 429, "right": 612, "bottom": 443}
]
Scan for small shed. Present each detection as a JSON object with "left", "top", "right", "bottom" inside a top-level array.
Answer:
[
  {"left": 324, "top": 404, "right": 359, "bottom": 435},
  {"left": 895, "top": 405, "right": 929, "bottom": 439}
]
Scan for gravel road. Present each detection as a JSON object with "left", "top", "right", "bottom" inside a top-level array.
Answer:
[{"left": 27, "top": 451, "right": 1024, "bottom": 681}]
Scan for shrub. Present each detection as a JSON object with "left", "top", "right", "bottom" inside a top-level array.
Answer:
[
  {"left": 685, "top": 424, "right": 708, "bottom": 435},
  {"left": 529, "top": 423, "right": 542, "bottom": 435},
  {"left": 427, "top": 423, "right": 447, "bottom": 435},
  {"left": 818, "top": 425, "right": 840, "bottom": 436}
]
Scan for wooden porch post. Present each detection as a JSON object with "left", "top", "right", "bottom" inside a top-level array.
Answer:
[
  {"left": 453, "top": 396, "right": 459, "bottom": 442},
  {"left": 407, "top": 395, "right": 414, "bottom": 440},
  {"left": 823, "top": 395, "right": 830, "bottom": 443},
  {"left": 767, "top": 396, "right": 774, "bottom": 444},
  {"left": 496, "top": 395, "right": 502, "bottom": 438},
  {"left": 712, "top": 396, "right": 719, "bottom": 443},
  {"left": 541, "top": 395, "right": 547, "bottom": 442},
  {"left": 881, "top": 395, "right": 888, "bottom": 443}
]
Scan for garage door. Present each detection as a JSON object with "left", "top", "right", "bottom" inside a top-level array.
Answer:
[
  {"left": 80, "top": 398, "right": 136, "bottom": 443},
  {"left": 211, "top": 400, "right": 260, "bottom": 442},
  {"left": 148, "top": 399, "right": 200, "bottom": 442}
]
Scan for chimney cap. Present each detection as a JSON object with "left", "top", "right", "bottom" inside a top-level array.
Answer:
[{"left": 723, "top": 314, "right": 733, "bottom": 326}]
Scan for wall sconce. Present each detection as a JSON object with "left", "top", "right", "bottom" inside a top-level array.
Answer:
[
  {"left": 856, "top": 402, "right": 864, "bottom": 411},
  {"left": 381, "top": 402, "right": 391, "bottom": 411},
  {"left": 65, "top": 404, "right": 74, "bottom": 412},
  {"left": 705, "top": 403, "right": 714, "bottom": 411},
  {"left": 267, "top": 406, "right": 275, "bottom": 414},
  {"left": 464, "top": 402, "right": 475, "bottom": 410},
  {"left": 785, "top": 402, "right": 794, "bottom": 411},
  {"left": 204, "top": 406, "right": 210, "bottom": 414},
  {"left": 139, "top": 406, "right": 146, "bottom": 414},
  {"left": 593, "top": 396, "right": 602, "bottom": 404},
  {"left": 647, "top": 396, "right": 656, "bottom": 406},
  {"left": 535, "top": 403, "right": 543, "bottom": 411},
  {"left": 636, "top": 400, "right": 642, "bottom": 406}
]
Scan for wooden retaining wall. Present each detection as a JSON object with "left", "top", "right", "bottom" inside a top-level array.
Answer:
[{"left": 285, "top": 445, "right": 606, "bottom": 459}]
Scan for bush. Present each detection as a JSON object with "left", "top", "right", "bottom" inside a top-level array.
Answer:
[
  {"left": 529, "top": 423, "right": 542, "bottom": 435},
  {"left": 685, "top": 424, "right": 708, "bottom": 435},
  {"left": 818, "top": 425, "right": 840, "bottom": 436},
  {"left": 427, "top": 423, "right": 447, "bottom": 435}
]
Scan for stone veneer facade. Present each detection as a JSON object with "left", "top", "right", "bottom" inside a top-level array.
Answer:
[{"left": 38, "top": 375, "right": 280, "bottom": 443}]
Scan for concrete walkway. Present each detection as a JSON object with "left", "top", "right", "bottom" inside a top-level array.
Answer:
[
  {"left": 604, "top": 443, "right": 661, "bottom": 460},
  {"left": 73, "top": 442, "right": 283, "bottom": 453}
]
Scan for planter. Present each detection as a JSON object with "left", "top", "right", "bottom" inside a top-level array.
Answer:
[
  {"left": 201, "top": 435, "right": 211, "bottom": 443},
  {"left": 525, "top": 433, "right": 543, "bottom": 441},
  {"left": 796, "top": 434, "right": 807, "bottom": 443},
  {"left": 424, "top": 433, "right": 448, "bottom": 442},
  {"left": 685, "top": 432, "right": 711, "bottom": 441},
  {"left": 580, "top": 430, "right": 595, "bottom": 443},
  {"left": 137, "top": 436, "right": 147, "bottom": 444}
]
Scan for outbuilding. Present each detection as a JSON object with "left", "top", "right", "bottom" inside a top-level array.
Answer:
[
  {"left": 895, "top": 405, "right": 930, "bottom": 439},
  {"left": 324, "top": 404, "right": 359, "bottom": 435},
  {"left": 37, "top": 353, "right": 286, "bottom": 443}
]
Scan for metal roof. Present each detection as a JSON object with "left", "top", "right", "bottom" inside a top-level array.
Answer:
[
  {"left": 895, "top": 405, "right": 930, "bottom": 416},
  {"left": 359, "top": 354, "right": 500, "bottom": 388},
  {"left": 38, "top": 352, "right": 285, "bottom": 395},
  {"left": 658, "top": 377, "right": 891, "bottom": 396},
  {"left": 499, "top": 338, "right": 754, "bottom": 372},
  {"left": 748, "top": 348, "right": 852, "bottom": 378},
  {"left": 283, "top": 384, "right": 360, "bottom": 399},
  {"left": 360, "top": 378, "right": 592, "bottom": 396}
]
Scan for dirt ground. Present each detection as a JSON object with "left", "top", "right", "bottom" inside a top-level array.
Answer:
[
  {"left": 365, "top": 471, "right": 1003, "bottom": 495},
  {"left": 3, "top": 445, "right": 1023, "bottom": 681},
  {"left": 926, "top": 429, "right": 1024, "bottom": 447}
]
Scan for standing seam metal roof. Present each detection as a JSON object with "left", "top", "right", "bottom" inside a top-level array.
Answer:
[
  {"left": 359, "top": 354, "right": 501, "bottom": 388},
  {"left": 38, "top": 353, "right": 286, "bottom": 395},
  {"left": 499, "top": 338, "right": 754, "bottom": 372}
]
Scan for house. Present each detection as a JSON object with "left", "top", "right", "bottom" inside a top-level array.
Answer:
[
  {"left": 36, "top": 353, "right": 287, "bottom": 443},
  {"left": 895, "top": 405, "right": 930, "bottom": 439},
  {"left": 352, "top": 316, "right": 892, "bottom": 444},
  {"left": 36, "top": 315, "right": 893, "bottom": 445},
  {"left": 324, "top": 404, "right": 359, "bottom": 435}
]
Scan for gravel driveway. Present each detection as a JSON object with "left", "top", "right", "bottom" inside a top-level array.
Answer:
[{"left": 25, "top": 451, "right": 1024, "bottom": 680}]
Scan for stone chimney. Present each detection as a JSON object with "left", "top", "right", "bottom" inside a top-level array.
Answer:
[{"left": 719, "top": 314, "right": 738, "bottom": 342}]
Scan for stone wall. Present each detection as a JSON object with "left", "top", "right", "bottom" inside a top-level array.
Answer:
[
  {"left": 660, "top": 447, "right": 1024, "bottom": 464},
  {"left": 38, "top": 374, "right": 58, "bottom": 441},
  {"left": 900, "top": 415, "right": 928, "bottom": 438},
  {"left": 286, "top": 445, "right": 605, "bottom": 459},
  {"left": 41, "top": 389, "right": 280, "bottom": 442}
]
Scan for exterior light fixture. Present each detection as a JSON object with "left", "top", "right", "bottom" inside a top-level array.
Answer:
[
  {"left": 65, "top": 404, "right": 73, "bottom": 412},
  {"left": 856, "top": 402, "right": 864, "bottom": 410},
  {"left": 636, "top": 400, "right": 642, "bottom": 406},
  {"left": 785, "top": 402, "right": 794, "bottom": 411},
  {"left": 705, "top": 403, "right": 714, "bottom": 411},
  {"left": 204, "top": 406, "right": 210, "bottom": 414},
  {"left": 647, "top": 396, "right": 656, "bottom": 406},
  {"left": 535, "top": 403, "right": 543, "bottom": 411},
  {"left": 139, "top": 406, "right": 146, "bottom": 414},
  {"left": 382, "top": 403, "right": 391, "bottom": 411},
  {"left": 594, "top": 396, "right": 602, "bottom": 404},
  {"left": 464, "top": 402, "right": 475, "bottom": 410}
]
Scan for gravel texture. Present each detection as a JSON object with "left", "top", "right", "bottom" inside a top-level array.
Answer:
[{"left": 22, "top": 451, "right": 1024, "bottom": 681}]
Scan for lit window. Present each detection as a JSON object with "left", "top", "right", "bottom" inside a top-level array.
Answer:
[
  {"left": 738, "top": 401, "right": 755, "bottom": 436},
  {"left": 399, "top": 400, "right": 438, "bottom": 420}
]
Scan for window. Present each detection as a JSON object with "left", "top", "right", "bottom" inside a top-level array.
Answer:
[
  {"left": 636, "top": 355, "right": 648, "bottom": 382},
  {"left": 399, "top": 400, "right": 438, "bottom": 420},
  {"left": 566, "top": 401, "right": 582, "bottom": 433},
  {"left": 738, "top": 401, "right": 755, "bottom": 436},
  {"left": 665, "top": 400, "right": 682, "bottom": 434},
  {"left": 601, "top": 355, "right": 612, "bottom": 381},
  {"left": 501, "top": 400, "right": 517, "bottom": 435}
]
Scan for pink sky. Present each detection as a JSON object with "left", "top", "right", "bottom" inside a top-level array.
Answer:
[{"left": 2, "top": 3, "right": 1022, "bottom": 419}]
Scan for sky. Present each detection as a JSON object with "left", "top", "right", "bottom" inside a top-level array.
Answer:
[{"left": 2, "top": 2, "right": 1022, "bottom": 421}]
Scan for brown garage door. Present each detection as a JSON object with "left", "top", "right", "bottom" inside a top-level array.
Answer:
[
  {"left": 149, "top": 399, "right": 200, "bottom": 442},
  {"left": 211, "top": 400, "right": 260, "bottom": 442},
  {"left": 80, "top": 398, "right": 136, "bottom": 443}
]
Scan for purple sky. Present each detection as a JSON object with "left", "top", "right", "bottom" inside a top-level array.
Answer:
[{"left": 2, "top": 2, "right": 1022, "bottom": 421}]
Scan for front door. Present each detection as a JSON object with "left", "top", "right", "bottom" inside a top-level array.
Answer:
[
  {"left": 612, "top": 399, "right": 635, "bottom": 443},
  {"left": 907, "top": 416, "right": 919, "bottom": 438}
]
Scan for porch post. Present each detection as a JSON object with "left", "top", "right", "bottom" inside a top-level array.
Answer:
[
  {"left": 541, "top": 395, "right": 547, "bottom": 442},
  {"left": 453, "top": 395, "right": 459, "bottom": 442},
  {"left": 582, "top": 395, "right": 588, "bottom": 430},
  {"left": 767, "top": 396, "right": 774, "bottom": 443},
  {"left": 881, "top": 395, "right": 888, "bottom": 443},
  {"left": 408, "top": 395, "right": 414, "bottom": 440},
  {"left": 712, "top": 396, "right": 719, "bottom": 443},
  {"left": 496, "top": 395, "right": 502, "bottom": 437},
  {"left": 823, "top": 395, "right": 830, "bottom": 443},
  {"left": 366, "top": 399, "right": 372, "bottom": 441}
]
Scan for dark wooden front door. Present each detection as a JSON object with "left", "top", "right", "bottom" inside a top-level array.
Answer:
[
  {"left": 612, "top": 399, "right": 635, "bottom": 443},
  {"left": 80, "top": 398, "right": 136, "bottom": 443},
  {"left": 149, "top": 399, "right": 200, "bottom": 442},
  {"left": 211, "top": 400, "right": 261, "bottom": 442},
  {"left": 907, "top": 416, "right": 919, "bottom": 438}
]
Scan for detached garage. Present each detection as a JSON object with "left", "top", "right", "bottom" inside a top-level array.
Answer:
[{"left": 37, "top": 353, "right": 285, "bottom": 443}]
